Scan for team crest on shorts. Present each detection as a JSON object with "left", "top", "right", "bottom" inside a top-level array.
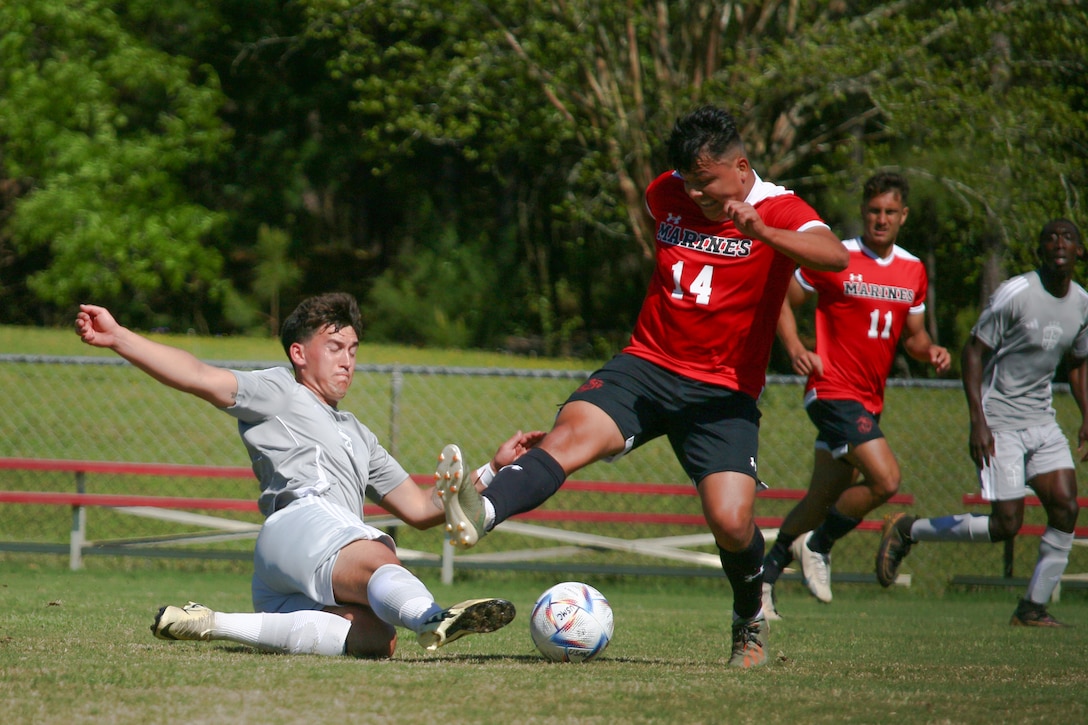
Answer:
[
  {"left": 576, "top": 378, "right": 605, "bottom": 394},
  {"left": 856, "top": 416, "right": 873, "bottom": 434}
]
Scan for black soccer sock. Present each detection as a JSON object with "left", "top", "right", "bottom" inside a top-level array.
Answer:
[
  {"left": 809, "top": 506, "right": 861, "bottom": 554},
  {"left": 719, "top": 526, "right": 765, "bottom": 620},
  {"left": 762, "top": 536, "right": 797, "bottom": 586},
  {"left": 482, "top": 447, "right": 567, "bottom": 527}
]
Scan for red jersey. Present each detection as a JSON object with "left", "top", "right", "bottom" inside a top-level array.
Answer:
[
  {"left": 625, "top": 170, "right": 830, "bottom": 398},
  {"left": 798, "top": 237, "right": 929, "bottom": 414}
]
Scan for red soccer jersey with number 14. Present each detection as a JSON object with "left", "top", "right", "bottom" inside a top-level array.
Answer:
[
  {"left": 625, "top": 170, "right": 830, "bottom": 398},
  {"left": 797, "top": 238, "right": 929, "bottom": 414}
]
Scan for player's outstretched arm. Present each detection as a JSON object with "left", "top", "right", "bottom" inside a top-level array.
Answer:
[{"left": 75, "top": 304, "right": 238, "bottom": 408}]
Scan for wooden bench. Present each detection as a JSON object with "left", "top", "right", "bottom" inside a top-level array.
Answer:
[
  {"left": 950, "top": 492, "right": 1088, "bottom": 598},
  {"left": 0, "top": 457, "right": 913, "bottom": 585}
]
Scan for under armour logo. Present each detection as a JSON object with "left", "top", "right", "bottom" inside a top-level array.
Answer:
[
  {"left": 744, "top": 565, "right": 765, "bottom": 583},
  {"left": 749, "top": 457, "right": 757, "bottom": 473},
  {"left": 850, "top": 273, "right": 864, "bottom": 282},
  {"left": 667, "top": 213, "right": 682, "bottom": 224}
]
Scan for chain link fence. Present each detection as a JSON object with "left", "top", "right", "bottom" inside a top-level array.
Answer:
[{"left": 1, "top": 354, "right": 1085, "bottom": 595}]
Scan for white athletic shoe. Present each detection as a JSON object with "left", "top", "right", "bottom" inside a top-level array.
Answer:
[
  {"left": 417, "top": 598, "right": 516, "bottom": 651},
  {"left": 435, "top": 443, "right": 487, "bottom": 549},
  {"left": 761, "top": 582, "right": 782, "bottom": 621},
  {"left": 151, "top": 602, "right": 215, "bottom": 641},
  {"left": 791, "top": 532, "right": 832, "bottom": 603}
]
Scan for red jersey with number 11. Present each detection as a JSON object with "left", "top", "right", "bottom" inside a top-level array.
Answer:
[
  {"left": 626, "top": 170, "right": 830, "bottom": 398},
  {"left": 797, "top": 238, "right": 928, "bottom": 414}
]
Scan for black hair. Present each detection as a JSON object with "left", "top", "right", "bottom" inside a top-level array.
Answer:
[
  {"left": 666, "top": 105, "right": 744, "bottom": 173},
  {"left": 863, "top": 172, "right": 909, "bottom": 205},
  {"left": 279, "top": 292, "right": 363, "bottom": 358}
]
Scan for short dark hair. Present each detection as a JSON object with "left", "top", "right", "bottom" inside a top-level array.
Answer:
[
  {"left": 666, "top": 105, "right": 744, "bottom": 173},
  {"left": 279, "top": 293, "right": 363, "bottom": 357},
  {"left": 863, "top": 172, "right": 909, "bottom": 205}
]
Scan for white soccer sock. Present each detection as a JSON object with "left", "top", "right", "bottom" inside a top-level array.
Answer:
[
  {"left": 483, "top": 497, "right": 496, "bottom": 529},
  {"left": 213, "top": 610, "right": 351, "bottom": 656},
  {"left": 1025, "top": 527, "right": 1074, "bottom": 605},
  {"left": 366, "top": 563, "right": 443, "bottom": 633},
  {"left": 910, "top": 514, "right": 992, "bottom": 542}
]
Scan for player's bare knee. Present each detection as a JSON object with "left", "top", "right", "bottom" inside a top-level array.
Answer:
[
  {"left": 1046, "top": 497, "right": 1079, "bottom": 532},
  {"left": 344, "top": 621, "right": 397, "bottom": 659},
  {"left": 988, "top": 513, "right": 1022, "bottom": 541},
  {"left": 708, "top": 513, "right": 753, "bottom": 550}
]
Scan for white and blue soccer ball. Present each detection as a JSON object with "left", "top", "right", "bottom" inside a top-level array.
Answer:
[{"left": 529, "top": 581, "right": 614, "bottom": 663}]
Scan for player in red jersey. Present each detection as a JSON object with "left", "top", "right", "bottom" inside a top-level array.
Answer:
[
  {"left": 439, "top": 105, "right": 847, "bottom": 668},
  {"left": 760, "top": 172, "right": 950, "bottom": 618}
]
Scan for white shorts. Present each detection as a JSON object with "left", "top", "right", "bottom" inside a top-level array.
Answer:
[
  {"left": 979, "top": 421, "right": 1075, "bottom": 502},
  {"left": 251, "top": 495, "right": 395, "bottom": 613}
]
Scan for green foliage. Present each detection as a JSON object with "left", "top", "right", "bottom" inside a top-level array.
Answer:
[
  {"left": 0, "top": 0, "right": 230, "bottom": 326},
  {"left": 0, "top": 0, "right": 1085, "bottom": 355},
  {"left": 363, "top": 226, "right": 496, "bottom": 348}
]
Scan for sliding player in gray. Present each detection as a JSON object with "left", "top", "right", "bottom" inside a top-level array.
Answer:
[
  {"left": 877, "top": 219, "right": 1088, "bottom": 626},
  {"left": 77, "top": 293, "right": 542, "bottom": 657}
]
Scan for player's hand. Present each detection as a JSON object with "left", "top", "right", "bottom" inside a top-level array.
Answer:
[
  {"left": 929, "top": 345, "right": 951, "bottom": 374},
  {"left": 967, "top": 420, "right": 995, "bottom": 470},
  {"left": 75, "top": 304, "right": 120, "bottom": 348},
  {"left": 722, "top": 200, "right": 765, "bottom": 239},
  {"left": 492, "top": 429, "right": 547, "bottom": 470},
  {"left": 1077, "top": 425, "right": 1088, "bottom": 462},
  {"left": 790, "top": 349, "right": 824, "bottom": 378}
]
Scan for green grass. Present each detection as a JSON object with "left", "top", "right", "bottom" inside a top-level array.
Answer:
[{"left": 1, "top": 557, "right": 1086, "bottom": 724}]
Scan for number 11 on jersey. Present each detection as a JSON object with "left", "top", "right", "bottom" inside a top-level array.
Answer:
[{"left": 868, "top": 309, "right": 892, "bottom": 339}]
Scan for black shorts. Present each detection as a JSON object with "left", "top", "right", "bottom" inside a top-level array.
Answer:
[
  {"left": 565, "top": 353, "right": 761, "bottom": 484},
  {"left": 805, "top": 398, "right": 884, "bottom": 458}
]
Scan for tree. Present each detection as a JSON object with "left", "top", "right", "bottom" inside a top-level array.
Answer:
[{"left": 0, "top": 0, "right": 230, "bottom": 328}]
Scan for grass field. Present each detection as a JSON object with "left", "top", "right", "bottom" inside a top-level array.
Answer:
[{"left": 2, "top": 557, "right": 1087, "bottom": 725}]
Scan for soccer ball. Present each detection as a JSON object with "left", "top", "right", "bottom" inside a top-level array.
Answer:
[{"left": 529, "top": 581, "right": 613, "bottom": 663}]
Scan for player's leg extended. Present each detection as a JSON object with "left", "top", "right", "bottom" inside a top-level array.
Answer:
[
  {"left": 807, "top": 437, "right": 902, "bottom": 583},
  {"left": 764, "top": 450, "right": 852, "bottom": 582},
  {"left": 152, "top": 602, "right": 358, "bottom": 656},
  {"left": 334, "top": 540, "right": 515, "bottom": 651},
  {"left": 443, "top": 400, "right": 626, "bottom": 548},
  {"left": 699, "top": 471, "right": 768, "bottom": 668},
  {"left": 765, "top": 450, "right": 855, "bottom": 605},
  {"left": 877, "top": 431, "right": 1030, "bottom": 587},
  {"left": 1012, "top": 469, "right": 1079, "bottom": 626}
]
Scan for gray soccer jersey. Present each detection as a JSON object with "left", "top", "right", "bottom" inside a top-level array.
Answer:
[
  {"left": 225, "top": 366, "right": 410, "bottom": 517},
  {"left": 972, "top": 271, "right": 1088, "bottom": 430}
]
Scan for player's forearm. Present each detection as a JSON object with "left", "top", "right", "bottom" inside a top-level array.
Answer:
[
  {"left": 775, "top": 304, "right": 807, "bottom": 359},
  {"left": 761, "top": 227, "right": 847, "bottom": 271},
  {"left": 961, "top": 341, "right": 988, "bottom": 425},
  {"left": 110, "top": 327, "right": 233, "bottom": 405},
  {"left": 1068, "top": 358, "right": 1088, "bottom": 421},
  {"left": 902, "top": 331, "right": 934, "bottom": 363}
]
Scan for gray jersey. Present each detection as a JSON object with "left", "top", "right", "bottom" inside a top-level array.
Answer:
[
  {"left": 225, "top": 366, "right": 410, "bottom": 517},
  {"left": 973, "top": 271, "right": 1088, "bottom": 430}
]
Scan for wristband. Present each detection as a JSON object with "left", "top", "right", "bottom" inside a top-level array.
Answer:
[{"left": 475, "top": 462, "right": 496, "bottom": 488}]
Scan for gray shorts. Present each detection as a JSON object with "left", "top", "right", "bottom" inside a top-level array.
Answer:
[
  {"left": 979, "top": 421, "right": 1075, "bottom": 501},
  {"left": 251, "top": 495, "right": 395, "bottom": 613}
]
